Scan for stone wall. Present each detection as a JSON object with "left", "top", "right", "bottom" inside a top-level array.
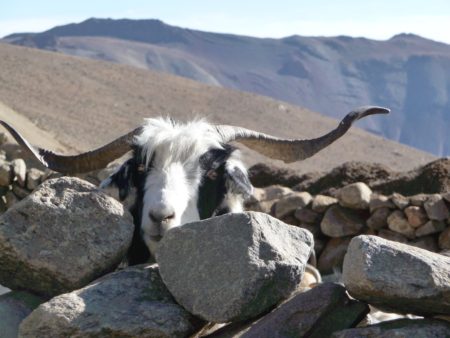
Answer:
[{"left": 247, "top": 182, "right": 450, "bottom": 275}]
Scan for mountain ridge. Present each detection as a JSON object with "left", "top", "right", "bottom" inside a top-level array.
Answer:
[{"left": 0, "top": 42, "right": 435, "bottom": 174}]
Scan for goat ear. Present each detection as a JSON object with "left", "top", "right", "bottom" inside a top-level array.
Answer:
[
  {"left": 100, "top": 159, "right": 134, "bottom": 201},
  {"left": 225, "top": 164, "right": 253, "bottom": 198}
]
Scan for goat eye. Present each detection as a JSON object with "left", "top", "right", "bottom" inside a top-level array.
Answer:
[{"left": 206, "top": 169, "right": 218, "bottom": 180}]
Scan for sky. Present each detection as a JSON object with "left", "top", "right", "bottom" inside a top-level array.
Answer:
[{"left": 1, "top": 0, "right": 450, "bottom": 44}]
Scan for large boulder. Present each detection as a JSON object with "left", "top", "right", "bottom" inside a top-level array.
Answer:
[
  {"left": 0, "top": 291, "right": 45, "bottom": 338},
  {"left": 342, "top": 235, "right": 450, "bottom": 316},
  {"left": 156, "top": 212, "right": 314, "bottom": 323},
  {"left": 0, "top": 177, "right": 134, "bottom": 297},
  {"left": 19, "top": 265, "right": 203, "bottom": 338},
  {"left": 207, "top": 283, "right": 369, "bottom": 338},
  {"left": 332, "top": 318, "right": 450, "bottom": 337}
]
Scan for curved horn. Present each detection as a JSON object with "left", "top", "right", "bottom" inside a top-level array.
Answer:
[
  {"left": 0, "top": 120, "right": 142, "bottom": 174},
  {"left": 215, "top": 106, "right": 389, "bottom": 163}
]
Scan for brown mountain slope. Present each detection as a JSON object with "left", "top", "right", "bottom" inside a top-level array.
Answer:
[{"left": 0, "top": 43, "right": 436, "bottom": 173}]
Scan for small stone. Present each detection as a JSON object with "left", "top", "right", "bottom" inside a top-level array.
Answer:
[
  {"left": 369, "top": 193, "right": 395, "bottom": 212},
  {"left": 377, "top": 229, "right": 408, "bottom": 243},
  {"left": 366, "top": 207, "right": 390, "bottom": 230},
  {"left": 424, "top": 194, "right": 450, "bottom": 221},
  {"left": 387, "top": 210, "right": 415, "bottom": 239},
  {"left": 409, "top": 235, "right": 439, "bottom": 252},
  {"left": 12, "top": 183, "right": 29, "bottom": 199},
  {"left": 439, "top": 227, "right": 450, "bottom": 250},
  {"left": 342, "top": 235, "right": 450, "bottom": 316},
  {"left": 311, "top": 195, "right": 338, "bottom": 212},
  {"left": 410, "top": 193, "right": 430, "bottom": 206},
  {"left": 415, "top": 220, "right": 446, "bottom": 237},
  {"left": 321, "top": 205, "right": 366, "bottom": 237},
  {"left": 337, "top": 182, "right": 372, "bottom": 209},
  {"left": 318, "top": 237, "right": 352, "bottom": 274},
  {"left": 26, "top": 168, "right": 44, "bottom": 191},
  {"left": 294, "top": 208, "right": 321, "bottom": 224},
  {"left": 391, "top": 193, "right": 409, "bottom": 209},
  {"left": 404, "top": 206, "right": 428, "bottom": 228},
  {"left": 274, "top": 192, "right": 312, "bottom": 219},
  {"left": 261, "top": 185, "right": 293, "bottom": 201},
  {"left": 0, "top": 161, "right": 11, "bottom": 187},
  {"left": 11, "top": 159, "right": 26, "bottom": 187}
]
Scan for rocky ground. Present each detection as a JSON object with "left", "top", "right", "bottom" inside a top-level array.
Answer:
[{"left": 0, "top": 136, "right": 450, "bottom": 337}]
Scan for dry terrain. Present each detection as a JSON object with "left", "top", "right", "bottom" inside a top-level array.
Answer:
[{"left": 0, "top": 43, "right": 436, "bottom": 174}]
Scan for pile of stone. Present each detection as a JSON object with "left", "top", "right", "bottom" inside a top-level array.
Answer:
[
  {"left": 0, "top": 176, "right": 449, "bottom": 336},
  {"left": 247, "top": 182, "right": 450, "bottom": 274}
]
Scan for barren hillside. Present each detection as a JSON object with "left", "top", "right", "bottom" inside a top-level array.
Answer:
[{"left": 0, "top": 43, "right": 436, "bottom": 173}]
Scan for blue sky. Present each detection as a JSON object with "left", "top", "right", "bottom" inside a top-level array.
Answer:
[{"left": 2, "top": 1, "right": 450, "bottom": 43}]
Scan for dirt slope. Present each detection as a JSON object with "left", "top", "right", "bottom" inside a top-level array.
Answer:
[{"left": 0, "top": 43, "right": 436, "bottom": 174}]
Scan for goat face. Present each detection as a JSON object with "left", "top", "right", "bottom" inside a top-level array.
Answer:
[{"left": 101, "top": 118, "right": 253, "bottom": 263}]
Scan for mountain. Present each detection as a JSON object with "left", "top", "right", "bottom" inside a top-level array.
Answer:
[
  {"left": 0, "top": 43, "right": 435, "bottom": 174},
  {"left": 3, "top": 18, "right": 450, "bottom": 156}
]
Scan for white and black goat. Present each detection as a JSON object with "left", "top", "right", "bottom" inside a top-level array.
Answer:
[{"left": 0, "top": 106, "right": 389, "bottom": 264}]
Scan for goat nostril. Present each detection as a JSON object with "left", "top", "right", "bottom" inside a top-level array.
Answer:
[
  {"left": 149, "top": 211, "right": 175, "bottom": 223},
  {"left": 163, "top": 213, "right": 175, "bottom": 222}
]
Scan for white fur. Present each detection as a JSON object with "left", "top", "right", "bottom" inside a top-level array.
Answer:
[{"left": 135, "top": 118, "right": 226, "bottom": 255}]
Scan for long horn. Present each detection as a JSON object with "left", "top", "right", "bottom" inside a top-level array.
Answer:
[
  {"left": 215, "top": 106, "right": 389, "bottom": 163},
  {"left": 0, "top": 120, "right": 142, "bottom": 174}
]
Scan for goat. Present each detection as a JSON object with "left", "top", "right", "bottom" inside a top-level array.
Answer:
[{"left": 0, "top": 106, "right": 389, "bottom": 264}]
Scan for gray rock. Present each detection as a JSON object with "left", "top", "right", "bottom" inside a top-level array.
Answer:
[
  {"left": 260, "top": 185, "right": 293, "bottom": 201},
  {"left": 410, "top": 193, "right": 430, "bottom": 206},
  {"left": 25, "top": 168, "right": 44, "bottom": 191},
  {"left": 424, "top": 194, "right": 450, "bottom": 221},
  {"left": 342, "top": 235, "right": 450, "bottom": 316},
  {"left": 366, "top": 207, "right": 390, "bottom": 230},
  {"left": 0, "top": 177, "right": 133, "bottom": 297},
  {"left": 274, "top": 192, "right": 312, "bottom": 219},
  {"left": 415, "top": 220, "right": 446, "bottom": 237},
  {"left": 404, "top": 205, "right": 428, "bottom": 228},
  {"left": 318, "top": 237, "right": 352, "bottom": 274},
  {"left": 332, "top": 319, "right": 450, "bottom": 338},
  {"left": 0, "top": 291, "right": 45, "bottom": 338},
  {"left": 369, "top": 194, "right": 395, "bottom": 212},
  {"left": 311, "top": 194, "right": 338, "bottom": 212},
  {"left": 0, "top": 284, "right": 9, "bottom": 295},
  {"left": 207, "top": 283, "right": 369, "bottom": 338},
  {"left": 337, "top": 182, "right": 372, "bottom": 210},
  {"left": 11, "top": 158, "right": 26, "bottom": 187},
  {"left": 294, "top": 207, "right": 321, "bottom": 224},
  {"left": 391, "top": 193, "right": 409, "bottom": 210},
  {"left": 19, "top": 265, "right": 203, "bottom": 338},
  {"left": 0, "top": 160, "right": 11, "bottom": 187},
  {"left": 156, "top": 212, "right": 314, "bottom": 323},
  {"left": 321, "top": 205, "right": 366, "bottom": 237},
  {"left": 387, "top": 210, "right": 415, "bottom": 239}
]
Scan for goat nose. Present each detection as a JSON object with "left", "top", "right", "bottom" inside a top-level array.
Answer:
[{"left": 149, "top": 209, "right": 175, "bottom": 223}]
